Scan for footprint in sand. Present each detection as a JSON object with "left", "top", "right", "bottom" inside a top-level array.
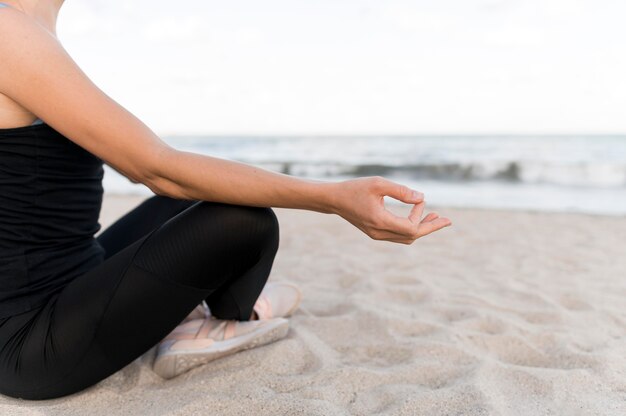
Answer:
[
  {"left": 470, "top": 334, "right": 599, "bottom": 370},
  {"left": 521, "top": 311, "right": 563, "bottom": 325},
  {"left": 307, "top": 301, "right": 356, "bottom": 317},
  {"left": 437, "top": 307, "right": 478, "bottom": 323},
  {"left": 559, "top": 294, "right": 592, "bottom": 311},
  {"left": 337, "top": 272, "right": 362, "bottom": 289},
  {"left": 379, "top": 287, "right": 431, "bottom": 304},
  {"left": 461, "top": 316, "right": 507, "bottom": 335},
  {"left": 337, "top": 344, "right": 416, "bottom": 367},
  {"left": 388, "top": 319, "right": 440, "bottom": 338},
  {"left": 256, "top": 337, "right": 323, "bottom": 376},
  {"left": 382, "top": 275, "right": 421, "bottom": 285}
]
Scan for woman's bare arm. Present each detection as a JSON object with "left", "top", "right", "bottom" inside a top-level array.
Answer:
[
  {"left": 0, "top": 9, "right": 167, "bottom": 186},
  {"left": 0, "top": 10, "right": 451, "bottom": 244}
]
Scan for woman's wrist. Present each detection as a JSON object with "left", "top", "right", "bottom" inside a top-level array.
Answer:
[{"left": 305, "top": 180, "right": 341, "bottom": 215}]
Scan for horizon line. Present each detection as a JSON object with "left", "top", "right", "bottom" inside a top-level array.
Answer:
[{"left": 160, "top": 132, "right": 626, "bottom": 138}]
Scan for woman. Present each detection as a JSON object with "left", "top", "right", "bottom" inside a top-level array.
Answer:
[{"left": 0, "top": 0, "right": 451, "bottom": 401}]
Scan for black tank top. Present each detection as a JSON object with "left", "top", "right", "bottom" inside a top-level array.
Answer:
[{"left": 0, "top": 122, "right": 105, "bottom": 318}]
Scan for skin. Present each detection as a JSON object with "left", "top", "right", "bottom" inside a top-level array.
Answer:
[{"left": 0, "top": 0, "right": 452, "bottom": 246}]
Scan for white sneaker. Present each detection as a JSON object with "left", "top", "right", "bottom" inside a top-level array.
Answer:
[
  {"left": 253, "top": 281, "right": 302, "bottom": 320},
  {"left": 153, "top": 316, "right": 289, "bottom": 379}
]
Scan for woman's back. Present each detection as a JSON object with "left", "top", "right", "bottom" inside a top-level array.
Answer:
[
  {"left": 0, "top": 2, "right": 106, "bottom": 318},
  {"left": 0, "top": 114, "right": 105, "bottom": 318}
]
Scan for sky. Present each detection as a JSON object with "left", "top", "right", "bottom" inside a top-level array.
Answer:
[{"left": 57, "top": 0, "right": 626, "bottom": 136}]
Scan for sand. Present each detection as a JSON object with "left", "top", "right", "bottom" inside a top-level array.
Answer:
[{"left": 1, "top": 194, "right": 625, "bottom": 415}]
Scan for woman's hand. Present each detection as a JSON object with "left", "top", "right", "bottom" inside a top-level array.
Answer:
[{"left": 329, "top": 176, "right": 452, "bottom": 244}]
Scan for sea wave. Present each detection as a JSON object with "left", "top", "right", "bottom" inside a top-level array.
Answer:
[
  {"left": 103, "top": 135, "right": 626, "bottom": 215},
  {"left": 246, "top": 160, "right": 626, "bottom": 188}
]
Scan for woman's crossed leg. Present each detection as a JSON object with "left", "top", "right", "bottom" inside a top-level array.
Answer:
[{"left": 0, "top": 197, "right": 280, "bottom": 400}]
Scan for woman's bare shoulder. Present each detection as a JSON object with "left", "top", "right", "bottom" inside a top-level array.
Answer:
[
  {"left": 0, "top": 9, "right": 44, "bottom": 124},
  {"left": 0, "top": 8, "right": 171, "bottom": 193},
  {"left": 0, "top": 7, "right": 59, "bottom": 70}
]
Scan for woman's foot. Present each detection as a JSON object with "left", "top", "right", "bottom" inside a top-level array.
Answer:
[
  {"left": 252, "top": 281, "right": 302, "bottom": 320},
  {"left": 153, "top": 316, "right": 289, "bottom": 379}
]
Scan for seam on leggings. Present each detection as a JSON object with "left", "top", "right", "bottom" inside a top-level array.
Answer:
[
  {"left": 88, "top": 226, "right": 163, "bottom": 357},
  {"left": 2, "top": 227, "right": 162, "bottom": 397}
]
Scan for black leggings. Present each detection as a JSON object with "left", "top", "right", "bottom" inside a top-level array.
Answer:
[{"left": 0, "top": 195, "right": 280, "bottom": 400}]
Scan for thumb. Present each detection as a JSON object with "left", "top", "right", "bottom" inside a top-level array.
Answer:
[{"left": 378, "top": 179, "right": 424, "bottom": 204}]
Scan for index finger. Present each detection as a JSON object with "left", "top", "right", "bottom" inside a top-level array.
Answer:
[
  {"left": 408, "top": 201, "right": 425, "bottom": 224},
  {"left": 416, "top": 217, "right": 452, "bottom": 237}
]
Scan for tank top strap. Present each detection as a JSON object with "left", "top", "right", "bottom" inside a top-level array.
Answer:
[{"left": 0, "top": 3, "right": 11, "bottom": 8}]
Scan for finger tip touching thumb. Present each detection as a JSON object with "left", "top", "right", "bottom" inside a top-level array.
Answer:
[{"left": 411, "top": 190, "right": 424, "bottom": 202}]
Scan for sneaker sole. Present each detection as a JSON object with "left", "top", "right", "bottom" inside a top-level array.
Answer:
[{"left": 153, "top": 318, "right": 289, "bottom": 379}]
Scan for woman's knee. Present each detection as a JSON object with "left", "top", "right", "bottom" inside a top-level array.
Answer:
[
  {"left": 194, "top": 202, "right": 279, "bottom": 246},
  {"left": 252, "top": 206, "right": 280, "bottom": 247},
  {"left": 248, "top": 206, "right": 279, "bottom": 251}
]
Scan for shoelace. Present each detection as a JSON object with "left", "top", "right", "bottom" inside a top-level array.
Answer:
[{"left": 163, "top": 318, "right": 237, "bottom": 343}]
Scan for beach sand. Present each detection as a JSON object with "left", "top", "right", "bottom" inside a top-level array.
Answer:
[{"left": 1, "top": 194, "right": 625, "bottom": 415}]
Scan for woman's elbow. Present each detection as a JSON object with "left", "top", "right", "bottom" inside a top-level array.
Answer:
[
  {"left": 145, "top": 175, "right": 184, "bottom": 199},
  {"left": 140, "top": 147, "right": 186, "bottom": 199}
]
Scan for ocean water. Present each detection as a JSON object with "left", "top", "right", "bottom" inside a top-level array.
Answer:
[{"left": 103, "top": 136, "right": 626, "bottom": 216}]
